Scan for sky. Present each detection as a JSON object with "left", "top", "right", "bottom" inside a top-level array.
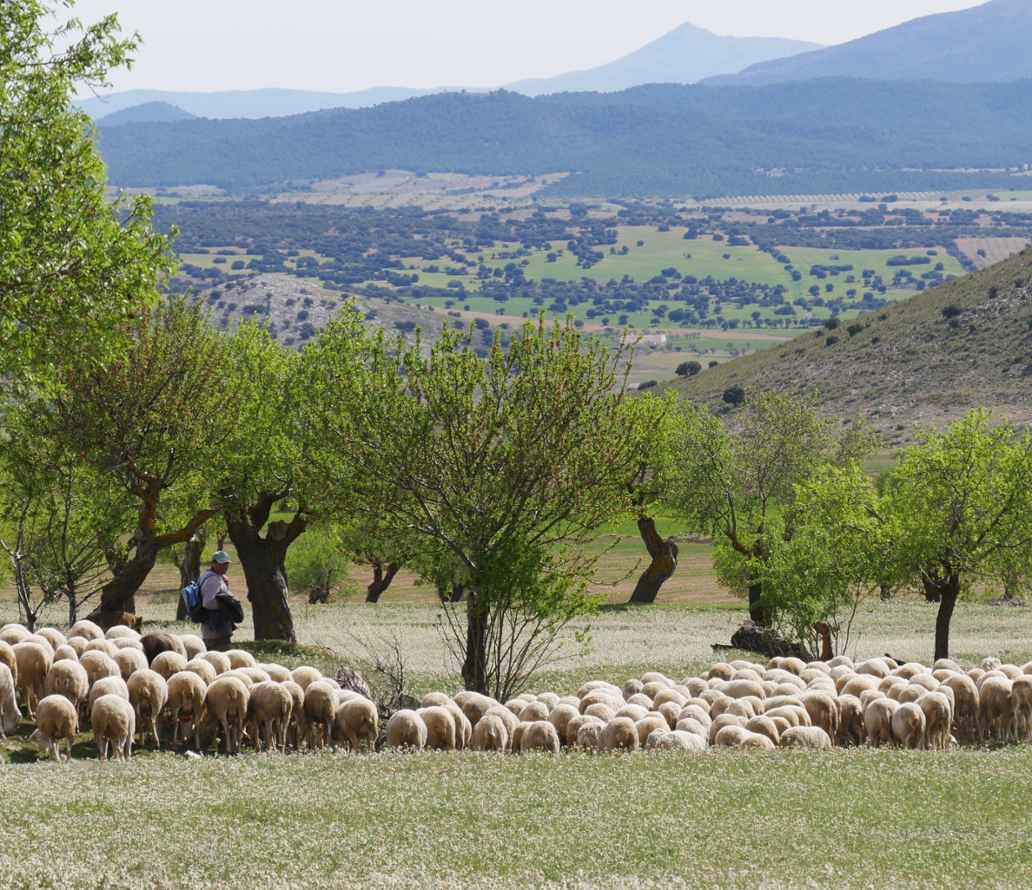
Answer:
[{"left": 69, "top": 0, "right": 984, "bottom": 94}]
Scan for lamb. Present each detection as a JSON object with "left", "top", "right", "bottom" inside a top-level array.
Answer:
[
  {"left": 0, "top": 663, "right": 21, "bottom": 738},
  {"left": 418, "top": 705, "right": 458, "bottom": 751},
  {"left": 114, "top": 647, "right": 149, "bottom": 681},
  {"left": 31, "top": 694, "right": 78, "bottom": 761},
  {"left": 88, "top": 676, "right": 130, "bottom": 716},
  {"left": 891, "top": 702, "right": 927, "bottom": 749},
  {"left": 801, "top": 691, "right": 839, "bottom": 739},
  {"left": 836, "top": 695, "right": 865, "bottom": 747},
  {"left": 519, "top": 720, "right": 561, "bottom": 754},
  {"left": 178, "top": 635, "right": 206, "bottom": 660},
  {"left": 302, "top": 680, "right": 339, "bottom": 750},
  {"left": 332, "top": 697, "right": 378, "bottom": 753},
  {"left": 385, "top": 709, "right": 428, "bottom": 750},
  {"left": 645, "top": 729, "right": 706, "bottom": 752},
  {"left": 780, "top": 726, "right": 833, "bottom": 750},
  {"left": 13, "top": 641, "right": 52, "bottom": 717},
  {"left": 44, "top": 660, "right": 89, "bottom": 714},
  {"left": 205, "top": 675, "right": 250, "bottom": 754},
  {"left": 601, "top": 716, "right": 639, "bottom": 752},
  {"left": 224, "top": 649, "right": 257, "bottom": 669},
  {"left": 979, "top": 675, "right": 1013, "bottom": 742},
  {"left": 575, "top": 719, "right": 605, "bottom": 751},
  {"left": 91, "top": 694, "right": 136, "bottom": 761},
  {"left": 247, "top": 681, "right": 294, "bottom": 752},
  {"left": 151, "top": 651, "right": 189, "bottom": 680},
  {"left": 471, "top": 713, "right": 509, "bottom": 752},
  {"left": 184, "top": 658, "right": 218, "bottom": 686},
  {"left": 864, "top": 698, "right": 899, "bottom": 748},
  {"left": 165, "top": 671, "right": 208, "bottom": 750},
  {"left": 918, "top": 691, "right": 953, "bottom": 751},
  {"left": 128, "top": 669, "right": 169, "bottom": 748}
]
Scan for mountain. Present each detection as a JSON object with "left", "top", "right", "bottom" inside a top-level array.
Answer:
[
  {"left": 77, "top": 87, "right": 446, "bottom": 121},
  {"left": 707, "top": 0, "right": 1032, "bottom": 86},
  {"left": 97, "top": 80, "right": 1032, "bottom": 197},
  {"left": 96, "top": 101, "right": 196, "bottom": 126},
  {"left": 669, "top": 248, "right": 1032, "bottom": 443},
  {"left": 507, "top": 22, "right": 820, "bottom": 95}
]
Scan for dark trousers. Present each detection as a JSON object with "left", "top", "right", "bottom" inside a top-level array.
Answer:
[{"left": 204, "top": 635, "right": 232, "bottom": 652}]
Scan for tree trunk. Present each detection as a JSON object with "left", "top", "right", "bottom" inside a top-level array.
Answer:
[
  {"left": 449, "top": 583, "right": 465, "bottom": 604},
  {"left": 748, "top": 579, "right": 771, "bottom": 627},
  {"left": 365, "top": 561, "right": 402, "bottom": 604},
  {"left": 462, "top": 594, "right": 489, "bottom": 694},
  {"left": 628, "top": 516, "right": 679, "bottom": 605},
  {"left": 226, "top": 503, "right": 304, "bottom": 643},
  {"left": 88, "top": 535, "right": 161, "bottom": 624},
  {"left": 176, "top": 534, "right": 206, "bottom": 620},
  {"left": 931, "top": 575, "right": 960, "bottom": 662}
]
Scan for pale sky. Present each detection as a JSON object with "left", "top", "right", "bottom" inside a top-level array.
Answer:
[{"left": 69, "top": 0, "right": 985, "bottom": 94}]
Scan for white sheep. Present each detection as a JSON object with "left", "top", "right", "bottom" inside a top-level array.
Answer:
[
  {"left": 114, "top": 647, "right": 149, "bottom": 681},
  {"left": 13, "top": 641, "right": 52, "bottom": 717},
  {"left": 601, "top": 716, "right": 639, "bottom": 752},
  {"left": 178, "top": 634, "right": 206, "bottom": 660},
  {"left": 471, "top": 713, "right": 509, "bottom": 752},
  {"left": 166, "top": 671, "right": 208, "bottom": 750},
  {"left": 31, "top": 694, "right": 78, "bottom": 761},
  {"left": 183, "top": 658, "right": 218, "bottom": 686},
  {"left": 248, "top": 681, "right": 294, "bottom": 752},
  {"left": 88, "top": 676, "right": 130, "bottom": 716},
  {"left": 224, "top": 649, "right": 257, "bottom": 670},
  {"left": 92, "top": 694, "right": 135, "bottom": 761},
  {"left": 44, "top": 659, "right": 89, "bottom": 715},
  {"left": 575, "top": 719, "right": 605, "bottom": 751},
  {"left": 1, "top": 662, "right": 21, "bottom": 738},
  {"left": 205, "top": 675, "right": 250, "bottom": 754},
  {"left": 780, "top": 725, "right": 833, "bottom": 750},
  {"left": 418, "top": 705, "right": 458, "bottom": 751},
  {"left": 281, "top": 680, "right": 306, "bottom": 749},
  {"left": 453, "top": 690, "right": 497, "bottom": 725},
  {"left": 79, "top": 650, "right": 120, "bottom": 687},
  {"left": 332, "top": 697, "right": 378, "bottom": 753},
  {"left": 302, "top": 680, "right": 339, "bottom": 749},
  {"left": 645, "top": 729, "right": 705, "bottom": 752},
  {"left": 864, "top": 698, "right": 899, "bottom": 748},
  {"left": 127, "top": 669, "right": 169, "bottom": 748},
  {"left": 0, "top": 624, "right": 30, "bottom": 646},
  {"left": 68, "top": 619, "right": 104, "bottom": 641},
  {"left": 0, "top": 639, "right": 17, "bottom": 684},
  {"left": 199, "top": 650, "right": 231, "bottom": 675},
  {"left": 891, "top": 702, "right": 926, "bottom": 749},
  {"left": 385, "top": 709, "right": 428, "bottom": 750},
  {"left": 518, "top": 720, "right": 561, "bottom": 754}
]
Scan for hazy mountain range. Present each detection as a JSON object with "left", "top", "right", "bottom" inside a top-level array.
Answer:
[
  {"left": 77, "top": 21, "right": 817, "bottom": 122},
  {"left": 708, "top": 0, "right": 1032, "bottom": 85}
]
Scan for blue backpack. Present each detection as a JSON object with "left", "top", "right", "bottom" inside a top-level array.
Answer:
[{"left": 181, "top": 571, "right": 214, "bottom": 623}]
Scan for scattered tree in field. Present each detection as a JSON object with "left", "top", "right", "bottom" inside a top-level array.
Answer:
[
  {"left": 722, "top": 385, "right": 745, "bottom": 406},
  {"left": 304, "top": 320, "right": 644, "bottom": 696},
  {"left": 284, "top": 524, "right": 351, "bottom": 605},
  {"left": 672, "top": 393, "right": 874, "bottom": 626},
  {"left": 883, "top": 411, "right": 1032, "bottom": 662},
  {"left": 676, "top": 360, "right": 702, "bottom": 378},
  {"left": 0, "top": 1, "right": 173, "bottom": 387},
  {"left": 45, "top": 300, "right": 232, "bottom": 623}
]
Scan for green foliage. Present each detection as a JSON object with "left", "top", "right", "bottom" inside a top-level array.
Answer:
[
  {"left": 284, "top": 526, "right": 351, "bottom": 602},
  {"left": 0, "top": 1, "right": 175, "bottom": 387}
]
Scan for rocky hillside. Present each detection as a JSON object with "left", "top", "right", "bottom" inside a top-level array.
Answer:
[{"left": 670, "top": 249, "right": 1032, "bottom": 444}]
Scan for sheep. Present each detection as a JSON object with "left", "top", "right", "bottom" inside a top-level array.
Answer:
[
  {"left": 745, "top": 715, "right": 781, "bottom": 746},
  {"left": 583, "top": 702, "right": 616, "bottom": 723},
  {"left": 780, "top": 726, "right": 832, "bottom": 750},
  {"left": 31, "top": 694, "right": 78, "bottom": 761},
  {"left": 484, "top": 705, "right": 520, "bottom": 747},
  {"left": 575, "top": 720, "right": 605, "bottom": 751},
  {"left": 891, "top": 702, "right": 927, "bottom": 749},
  {"left": 114, "top": 647, "right": 149, "bottom": 681},
  {"left": 13, "top": 641, "right": 52, "bottom": 717},
  {"left": 224, "top": 649, "right": 256, "bottom": 669},
  {"left": 52, "top": 644, "right": 79, "bottom": 664},
  {"left": 646, "top": 729, "right": 706, "bottom": 752},
  {"left": 979, "top": 675, "right": 1013, "bottom": 742},
  {"left": 601, "top": 716, "right": 639, "bottom": 752},
  {"left": 577, "top": 680, "right": 622, "bottom": 699},
  {"left": 80, "top": 650, "right": 120, "bottom": 687},
  {"left": 178, "top": 635, "right": 206, "bottom": 659},
  {"left": 1011, "top": 676, "right": 1032, "bottom": 740},
  {"left": 105, "top": 625, "right": 140, "bottom": 641},
  {"left": 519, "top": 720, "right": 561, "bottom": 754},
  {"left": 547, "top": 703, "right": 579, "bottom": 745},
  {"left": 92, "top": 694, "right": 135, "bottom": 761},
  {"left": 836, "top": 695, "right": 865, "bottom": 747},
  {"left": 675, "top": 717, "right": 708, "bottom": 738},
  {"left": 1, "top": 663, "right": 21, "bottom": 738},
  {"left": 918, "top": 691, "right": 953, "bottom": 751},
  {"left": 36, "top": 627, "right": 67, "bottom": 650},
  {"left": 385, "top": 709, "right": 428, "bottom": 750},
  {"left": 199, "top": 650, "right": 231, "bottom": 676},
  {"left": 864, "top": 698, "right": 899, "bottom": 748},
  {"left": 44, "top": 659, "right": 89, "bottom": 715},
  {"left": 302, "top": 680, "right": 339, "bottom": 749},
  {"left": 205, "top": 675, "right": 250, "bottom": 754},
  {"left": 88, "top": 676, "right": 130, "bottom": 716},
  {"left": 259, "top": 663, "right": 292, "bottom": 683},
  {"left": 127, "top": 669, "right": 169, "bottom": 748},
  {"left": 738, "top": 732, "right": 777, "bottom": 751},
  {"left": 68, "top": 619, "right": 104, "bottom": 641},
  {"left": 224, "top": 669, "right": 256, "bottom": 691},
  {"left": 184, "top": 658, "right": 218, "bottom": 686},
  {"left": 281, "top": 681, "right": 306, "bottom": 749},
  {"left": 83, "top": 639, "right": 117, "bottom": 658},
  {"left": 801, "top": 691, "right": 839, "bottom": 739},
  {"left": 636, "top": 713, "right": 669, "bottom": 746},
  {"left": 332, "top": 697, "right": 378, "bottom": 753},
  {"left": 713, "top": 725, "right": 751, "bottom": 748},
  {"left": 655, "top": 700, "right": 682, "bottom": 729},
  {"left": 764, "top": 705, "right": 810, "bottom": 728},
  {"left": 678, "top": 704, "right": 712, "bottom": 729},
  {"left": 165, "top": 671, "right": 208, "bottom": 750},
  {"left": 65, "top": 636, "right": 88, "bottom": 657},
  {"left": 151, "top": 651, "right": 189, "bottom": 680},
  {"left": 0, "top": 639, "right": 17, "bottom": 685},
  {"left": 519, "top": 700, "right": 550, "bottom": 723},
  {"left": 247, "top": 681, "right": 294, "bottom": 752},
  {"left": 470, "top": 713, "right": 509, "bottom": 752},
  {"left": 841, "top": 675, "right": 880, "bottom": 698},
  {"left": 708, "top": 714, "right": 748, "bottom": 745},
  {"left": 141, "top": 633, "right": 187, "bottom": 663},
  {"left": 419, "top": 706, "right": 458, "bottom": 751},
  {"left": 1, "top": 624, "right": 30, "bottom": 646}
]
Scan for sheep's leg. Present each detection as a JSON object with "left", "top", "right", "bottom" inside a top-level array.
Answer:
[{"left": 151, "top": 716, "right": 161, "bottom": 750}]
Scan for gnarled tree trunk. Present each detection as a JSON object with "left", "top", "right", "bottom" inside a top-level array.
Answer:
[
  {"left": 627, "top": 516, "right": 678, "bottom": 605},
  {"left": 462, "top": 593, "right": 489, "bottom": 695},
  {"left": 924, "top": 572, "right": 960, "bottom": 662},
  {"left": 365, "top": 561, "right": 402, "bottom": 603},
  {"left": 176, "top": 532, "right": 206, "bottom": 620}
]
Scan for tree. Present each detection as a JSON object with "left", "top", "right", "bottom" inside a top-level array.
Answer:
[
  {"left": 0, "top": 1, "right": 174, "bottom": 388},
  {"left": 676, "top": 361, "right": 702, "bottom": 378},
  {"left": 46, "top": 300, "right": 232, "bottom": 623},
  {"left": 722, "top": 385, "right": 745, "bottom": 407},
  {"left": 337, "top": 516, "right": 413, "bottom": 604},
  {"left": 884, "top": 411, "right": 1032, "bottom": 662},
  {"left": 304, "top": 319, "right": 644, "bottom": 695},
  {"left": 673, "top": 392, "right": 874, "bottom": 626}
]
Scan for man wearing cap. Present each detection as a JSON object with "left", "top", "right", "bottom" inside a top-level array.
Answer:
[{"left": 200, "top": 551, "right": 242, "bottom": 652}]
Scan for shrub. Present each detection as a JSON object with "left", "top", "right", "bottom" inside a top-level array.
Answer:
[
  {"left": 638, "top": 380, "right": 658, "bottom": 390},
  {"left": 847, "top": 324, "right": 864, "bottom": 338},
  {"left": 825, "top": 336, "right": 840, "bottom": 347},
  {"left": 285, "top": 528, "right": 351, "bottom": 603},
  {"left": 676, "top": 361, "right": 702, "bottom": 378},
  {"left": 941, "top": 305, "right": 963, "bottom": 320},
  {"left": 722, "top": 384, "right": 745, "bottom": 406},
  {"left": 823, "top": 317, "right": 841, "bottom": 331}
]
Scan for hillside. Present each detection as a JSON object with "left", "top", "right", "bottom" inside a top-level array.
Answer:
[
  {"left": 708, "top": 0, "right": 1032, "bottom": 86},
  {"left": 77, "top": 87, "right": 445, "bottom": 121},
  {"left": 96, "top": 101, "right": 195, "bottom": 126},
  {"left": 507, "top": 22, "right": 819, "bottom": 95},
  {"left": 97, "top": 80, "right": 1032, "bottom": 196},
  {"left": 669, "top": 249, "right": 1032, "bottom": 442}
]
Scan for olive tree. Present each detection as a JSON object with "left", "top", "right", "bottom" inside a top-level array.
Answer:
[
  {"left": 884, "top": 411, "right": 1032, "bottom": 662},
  {"left": 672, "top": 392, "right": 874, "bottom": 626},
  {"left": 1, "top": 1, "right": 173, "bottom": 387},
  {"left": 303, "top": 319, "right": 644, "bottom": 696}
]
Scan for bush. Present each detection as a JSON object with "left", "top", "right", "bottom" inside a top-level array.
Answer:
[
  {"left": 676, "top": 360, "right": 702, "bottom": 378},
  {"left": 941, "top": 305, "right": 963, "bottom": 320},
  {"left": 823, "top": 317, "right": 840, "bottom": 331},
  {"left": 285, "top": 528, "right": 351, "bottom": 603},
  {"left": 847, "top": 324, "right": 864, "bottom": 338},
  {"left": 825, "top": 336, "right": 840, "bottom": 348},
  {"left": 722, "top": 385, "right": 745, "bottom": 406}
]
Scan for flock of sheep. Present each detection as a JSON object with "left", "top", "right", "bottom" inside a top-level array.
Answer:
[{"left": 2, "top": 618, "right": 1032, "bottom": 761}]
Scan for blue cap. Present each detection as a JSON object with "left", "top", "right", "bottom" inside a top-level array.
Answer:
[{"left": 212, "top": 550, "right": 231, "bottom": 565}]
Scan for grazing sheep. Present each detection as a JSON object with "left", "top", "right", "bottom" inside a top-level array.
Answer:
[
  {"left": 247, "top": 681, "right": 294, "bottom": 752},
  {"left": 575, "top": 720, "right": 605, "bottom": 751},
  {"left": 708, "top": 714, "right": 748, "bottom": 745},
  {"left": 1, "top": 663, "right": 21, "bottom": 738},
  {"left": 0, "top": 639, "right": 17, "bottom": 684},
  {"left": 646, "top": 729, "right": 706, "bottom": 752},
  {"left": 80, "top": 650, "right": 120, "bottom": 687},
  {"left": 52, "top": 644, "right": 79, "bottom": 664},
  {"left": 484, "top": 705, "right": 520, "bottom": 747},
  {"left": 385, "top": 709, "right": 428, "bottom": 750},
  {"left": 332, "top": 697, "right": 378, "bottom": 753},
  {"left": 31, "top": 694, "right": 78, "bottom": 761},
  {"left": 841, "top": 675, "right": 880, "bottom": 698},
  {"left": 471, "top": 713, "right": 509, "bottom": 752},
  {"left": 260, "top": 663, "right": 292, "bottom": 683},
  {"left": 547, "top": 703, "right": 579, "bottom": 745},
  {"left": 519, "top": 700, "right": 549, "bottom": 723},
  {"left": 88, "top": 676, "right": 130, "bottom": 716},
  {"left": 199, "top": 651, "right": 231, "bottom": 676},
  {"left": 205, "top": 676, "right": 250, "bottom": 754},
  {"left": 422, "top": 691, "right": 453, "bottom": 709},
  {"left": 745, "top": 715, "right": 781, "bottom": 746},
  {"left": 1, "top": 624, "right": 30, "bottom": 646},
  {"left": 65, "top": 636, "right": 88, "bottom": 657},
  {"left": 601, "top": 716, "right": 640, "bottom": 753},
  {"left": 583, "top": 703, "right": 616, "bottom": 723},
  {"left": 280, "top": 681, "right": 306, "bottom": 749},
  {"left": 836, "top": 695, "right": 865, "bottom": 747},
  {"left": 891, "top": 702, "right": 927, "bottom": 749},
  {"left": 519, "top": 720, "right": 561, "bottom": 754},
  {"left": 636, "top": 713, "right": 669, "bottom": 746},
  {"left": 91, "top": 694, "right": 135, "bottom": 761},
  {"left": 105, "top": 625, "right": 140, "bottom": 641},
  {"left": 178, "top": 635, "right": 206, "bottom": 659},
  {"left": 864, "top": 698, "right": 899, "bottom": 748},
  {"left": 419, "top": 706, "right": 458, "bottom": 751},
  {"left": 224, "top": 649, "right": 256, "bottom": 670},
  {"left": 13, "top": 641, "right": 52, "bottom": 717},
  {"left": 780, "top": 726, "right": 833, "bottom": 750},
  {"left": 713, "top": 725, "right": 750, "bottom": 748},
  {"left": 452, "top": 691, "right": 497, "bottom": 725},
  {"left": 764, "top": 705, "right": 810, "bottom": 728},
  {"left": 1011, "top": 676, "right": 1032, "bottom": 741},
  {"left": 114, "top": 647, "right": 149, "bottom": 681},
  {"left": 224, "top": 669, "right": 256, "bottom": 691},
  {"left": 738, "top": 732, "right": 777, "bottom": 751},
  {"left": 183, "top": 658, "right": 218, "bottom": 686},
  {"left": 302, "top": 680, "right": 339, "bottom": 749},
  {"left": 44, "top": 660, "right": 89, "bottom": 714},
  {"left": 150, "top": 651, "right": 189, "bottom": 680},
  {"left": 979, "top": 675, "right": 1013, "bottom": 742},
  {"left": 83, "top": 638, "right": 117, "bottom": 658},
  {"left": 68, "top": 619, "right": 104, "bottom": 641},
  {"left": 918, "top": 691, "right": 953, "bottom": 751},
  {"left": 801, "top": 691, "right": 839, "bottom": 739},
  {"left": 128, "top": 669, "right": 169, "bottom": 748},
  {"left": 165, "top": 671, "right": 208, "bottom": 750},
  {"left": 36, "top": 627, "right": 67, "bottom": 650}
]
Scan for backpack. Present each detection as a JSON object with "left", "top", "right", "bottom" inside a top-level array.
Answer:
[{"left": 181, "top": 570, "right": 215, "bottom": 624}]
